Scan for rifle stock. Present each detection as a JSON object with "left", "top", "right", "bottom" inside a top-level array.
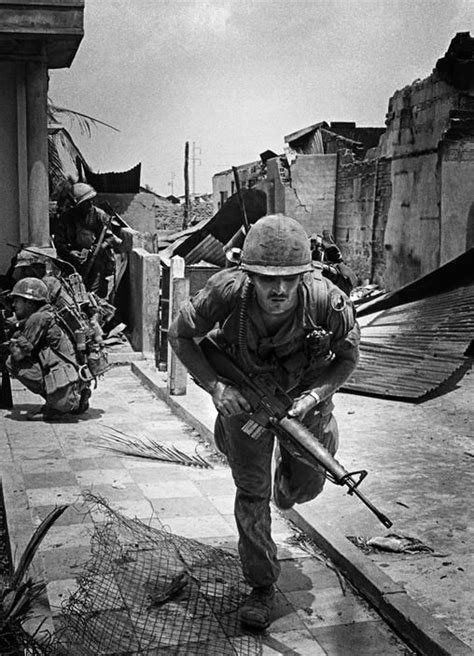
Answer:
[{"left": 199, "top": 336, "right": 392, "bottom": 528}]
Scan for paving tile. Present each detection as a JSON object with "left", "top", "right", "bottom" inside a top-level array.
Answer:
[
  {"left": 208, "top": 494, "right": 235, "bottom": 514},
  {"left": 278, "top": 557, "right": 342, "bottom": 593},
  {"left": 9, "top": 445, "right": 63, "bottom": 460},
  {"left": 137, "top": 479, "right": 202, "bottom": 499},
  {"left": 310, "top": 619, "right": 408, "bottom": 655},
  {"left": 40, "top": 545, "right": 92, "bottom": 580},
  {"left": 37, "top": 522, "right": 94, "bottom": 550},
  {"left": 104, "top": 498, "right": 157, "bottom": 521},
  {"left": 127, "top": 464, "right": 188, "bottom": 483},
  {"left": 68, "top": 455, "right": 126, "bottom": 470},
  {"left": 159, "top": 514, "right": 238, "bottom": 539},
  {"left": 75, "top": 468, "right": 135, "bottom": 487},
  {"left": 23, "top": 471, "right": 79, "bottom": 489},
  {"left": 268, "top": 592, "right": 308, "bottom": 633},
  {"left": 21, "top": 459, "right": 73, "bottom": 474},
  {"left": 276, "top": 540, "right": 313, "bottom": 560},
  {"left": 26, "top": 485, "right": 83, "bottom": 507},
  {"left": 46, "top": 578, "right": 79, "bottom": 613},
  {"left": 31, "top": 504, "right": 93, "bottom": 526},
  {"left": 285, "top": 587, "right": 378, "bottom": 629},
  {"left": 262, "top": 628, "right": 326, "bottom": 655},
  {"left": 148, "top": 495, "right": 217, "bottom": 518},
  {"left": 78, "top": 482, "right": 143, "bottom": 502},
  {"left": 198, "top": 536, "right": 239, "bottom": 553},
  {"left": 193, "top": 476, "right": 236, "bottom": 496},
  {"left": 182, "top": 465, "right": 230, "bottom": 481}
]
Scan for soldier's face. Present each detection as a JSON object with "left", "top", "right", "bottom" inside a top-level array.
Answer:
[
  {"left": 252, "top": 274, "right": 300, "bottom": 315},
  {"left": 11, "top": 297, "right": 34, "bottom": 320}
]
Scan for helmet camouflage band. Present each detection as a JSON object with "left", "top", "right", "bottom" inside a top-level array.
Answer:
[
  {"left": 10, "top": 277, "right": 49, "bottom": 302},
  {"left": 240, "top": 214, "right": 312, "bottom": 276}
]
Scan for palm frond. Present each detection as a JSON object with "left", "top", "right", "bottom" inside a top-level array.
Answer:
[
  {"left": 100, "top": 426, "right": 212, "bottom": 469},
  {"left": 1, "top": 580, "right": 46, "bottom": 629},
  {"left": 10, "top": 505, "right": 69, "bottom": 589},
  {"left": 48, "top": 99, "right": 119, "bottom": 135},
  {"left": 48, "top": 135, "right": 66, "bottom": 190}
]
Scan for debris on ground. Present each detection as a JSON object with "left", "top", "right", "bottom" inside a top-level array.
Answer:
[
  {"left": 348, "top": 533, "right": 434, "bottom": 554},
  {"left": 53, "top": 493, "right": 261, "bottom": 656},
  {"left": 100, "top": 425, "right": 213, "bottom": 469}
]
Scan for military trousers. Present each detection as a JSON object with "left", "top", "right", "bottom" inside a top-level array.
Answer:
[
  {"left": 7, "top": 357, "right": 82, "bottom": 414},
  {"left": 214, "top": 403, "right": 338, "bottom": 588}
]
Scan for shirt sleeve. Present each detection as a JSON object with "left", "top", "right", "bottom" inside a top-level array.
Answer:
[
  {"left": 15, "top": 310, "right": 52, "bottom": 356},
  {"left": 168, "top": 269, "right": 243, "bottom": 393},
  {"left": 171, "top": 269, "right": 242, "bottom": 339}
]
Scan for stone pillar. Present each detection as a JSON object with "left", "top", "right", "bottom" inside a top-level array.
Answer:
[{"left": 26, "top": 58, "right": 50, "bottom": 247}]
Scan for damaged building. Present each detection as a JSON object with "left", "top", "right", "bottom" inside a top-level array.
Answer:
[{"left": 214, "top": 32, "right": 474, "bottom": 293}]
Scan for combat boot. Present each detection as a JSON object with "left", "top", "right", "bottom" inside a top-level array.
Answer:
[{"left": 240, "top": 585, "right": 275, "bottom": 630}]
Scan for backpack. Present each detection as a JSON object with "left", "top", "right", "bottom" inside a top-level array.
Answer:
[{"left": 44, "top": 273, "right": 110, "bottom": 379}]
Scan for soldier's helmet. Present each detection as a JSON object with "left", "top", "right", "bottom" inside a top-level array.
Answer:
[
  {"left": 240, "top": 214, "right": 312, "bottom": 276},
  {"left": 14, "top": 249, "right": 45, "bottom": 269},
  {"left": 10, "top": 278, "right": 49, "bottom": 302},
  {"left": 70, "top": 182, "right": 97, "bottom": 206}
]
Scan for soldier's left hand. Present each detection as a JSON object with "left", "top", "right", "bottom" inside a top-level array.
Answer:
[{"left": 287, "top": 393, "right": 319, "bottom": 421}]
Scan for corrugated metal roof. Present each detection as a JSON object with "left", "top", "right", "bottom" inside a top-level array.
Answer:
[
  {"left": 159, "top": 189, "right": 267, "bottom": 267},
  {"left": 185, "top": 233, "right": 227, "bottom": 267},
  {"left": 85, "top": 163, "right": 141, "bottom": 193},
  {"left": 344, "top": 282, "right": 474, "bottom": 399}
]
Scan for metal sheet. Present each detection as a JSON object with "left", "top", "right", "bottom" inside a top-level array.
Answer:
[{"left": 343, "top": 282, "right": 474, "bottom": 399}]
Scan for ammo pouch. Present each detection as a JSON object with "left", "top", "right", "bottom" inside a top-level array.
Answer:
[
  {"left": 44, "top": 361, "right": 79, "bottom": 396},
  {"left": 87, "top": 346, "right": 110, "bottom": 377}
]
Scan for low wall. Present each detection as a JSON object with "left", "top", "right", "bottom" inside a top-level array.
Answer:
[{"left": 128, "top": 248, "right": 161, "bottom": 355}]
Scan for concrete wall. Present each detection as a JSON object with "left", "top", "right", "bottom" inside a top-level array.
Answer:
[
  {"left": 379, "top": 72, "right": 464, "bottom": 289},
  {"left": 440, "top": 139, "right": 474, "bottom": 262},
  {"left": 128, "top": 248, "right": 161, "bottom": 354},
  {"left": 384, "top": 153, "right": 441, "bottom": 288},
  {"left": 371, "top": 158, "right": 392, "bottom": 287},
  {"left": 212, "top": 161, "right": 262, "bottom": 213},
  {"left": 0, "top": 63, "right": 20, "bottom": 271},
  {"left": 268, "top": 154, "right": 337, "bottom": 235}
]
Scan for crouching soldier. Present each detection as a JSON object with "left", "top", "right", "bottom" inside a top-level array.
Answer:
[{"left": 6, "top": 278, "right": 91, "bottom": 420}]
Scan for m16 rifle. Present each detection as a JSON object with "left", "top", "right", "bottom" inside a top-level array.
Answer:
[{"left": 199, "top": 335, "right": 392, "bottom": 529}]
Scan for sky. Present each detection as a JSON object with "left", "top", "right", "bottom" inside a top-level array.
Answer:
[{"left": 49, "top": 0, "right": 474, "bottom": 196}]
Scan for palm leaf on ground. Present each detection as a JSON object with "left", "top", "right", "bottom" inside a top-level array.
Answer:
[{"left": 100, "top": 426, "right": 212, "bottom": 469}]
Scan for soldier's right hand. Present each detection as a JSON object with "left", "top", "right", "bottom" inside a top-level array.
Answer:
[
  {"left": 212, "top": 381, "right": 251, "bottom": 416},
  {"left": 70, "top": 249, "right": 89, "bottom": 264},
  {"left": 10, "top": 343, "right": 22, "bottom": 361}
]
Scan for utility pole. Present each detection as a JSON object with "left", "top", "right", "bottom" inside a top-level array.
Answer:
[
  {"left": 191, "top": 141, "right": 201, "bottom": 197},
  {"left": 167, "top": 172, "right": 175, "bottom": 196},
  {"left": 183, "top": 141, "right": 190, "bottom": 230}
]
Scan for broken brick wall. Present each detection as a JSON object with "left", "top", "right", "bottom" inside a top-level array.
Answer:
[
  {"left": 267, "top": 154, "right": 337, "bottom": 236},
  {"left": 334, "top": 157, "right": 377, "bottom": 285}
]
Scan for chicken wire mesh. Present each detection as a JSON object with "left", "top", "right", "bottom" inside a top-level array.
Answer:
[{"left": 53, "top": 494, "right": 262, "bottom": 656}]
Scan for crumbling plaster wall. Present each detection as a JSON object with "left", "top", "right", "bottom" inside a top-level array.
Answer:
[
  {"left": 379, "top": 71, "right": 467, "bottom": 290},
  {"left": 268, "top": 154, "right": 337, "bottom": 235},
  {"left": 334, "top": 158, "right": 377, "bottom": 285},
  {"left": 440, "top": 139, "right": 474, "bottom": 262}
]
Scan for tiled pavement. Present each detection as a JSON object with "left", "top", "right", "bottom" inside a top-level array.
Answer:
[{"left": 0, "top": 364, "right": 413, "bottom": 655}]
